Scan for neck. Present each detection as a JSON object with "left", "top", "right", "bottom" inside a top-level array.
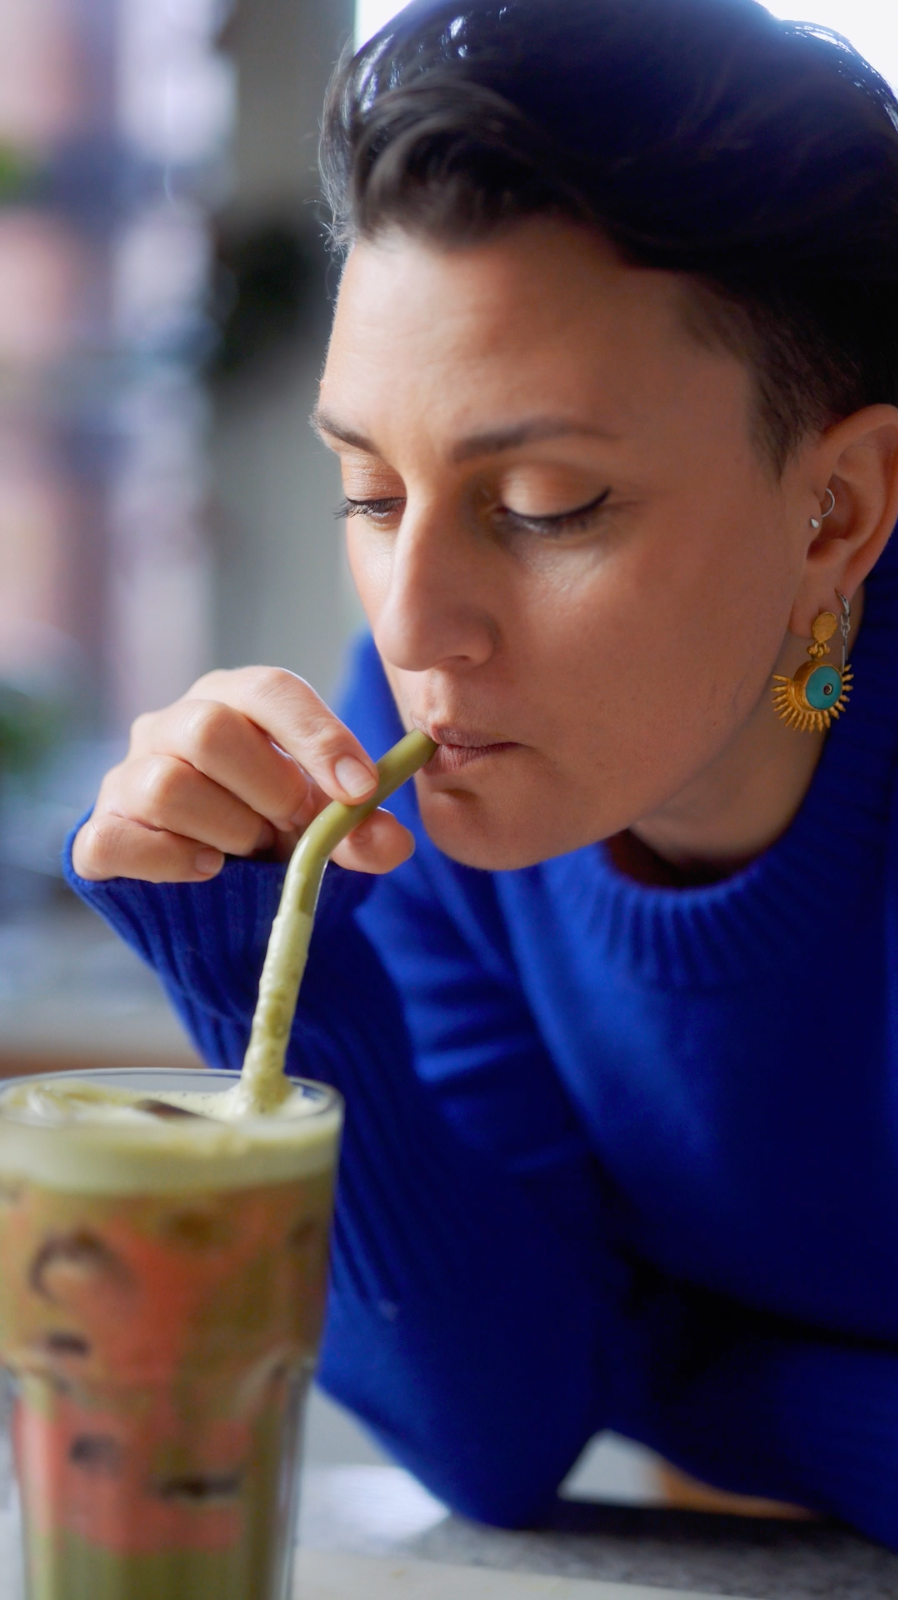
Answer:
[{"left": 627, "top": 589, "right": 863, "bottom": 882}]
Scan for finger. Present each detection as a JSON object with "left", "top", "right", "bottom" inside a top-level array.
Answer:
[
  {"left": 72, "top": 814, "right": 226, "bottom": 885},
  {"left": 129, "top": 699, "right": 312, "bottom": 833},
  {"left": 111, "top": 755, "right": 278, "bottom": 858},
  {"left": 331, "top": 809, "right": 416, "bottom": 875},
  {"left": 177, "top": 667, "right": 381, "bottom": 806}
]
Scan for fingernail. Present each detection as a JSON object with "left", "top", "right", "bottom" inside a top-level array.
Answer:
[
  {"left": 195, "top": 847, "right": 223, "bottom": 875},
  {"left": 334, "top": 755, "right": 377, "bottom": 799}
]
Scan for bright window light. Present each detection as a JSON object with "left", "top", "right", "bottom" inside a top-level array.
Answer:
[
  {"left": 355, "top": 1, "right": 897, "bottom": 87},
  {"left": 764, "top": 1, "right": 897, "bottom": 89},
  {"left": 355, "top": 0, "right": 405, "bottom": 48}
]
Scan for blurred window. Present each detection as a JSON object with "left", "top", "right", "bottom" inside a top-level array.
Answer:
[{"left": 0, "top": 0, "right": 233, "bottom": 906}]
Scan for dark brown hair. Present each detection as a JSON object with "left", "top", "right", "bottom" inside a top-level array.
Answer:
[{"left": 321, "top": 0, "right": 898, "bottom": 472}]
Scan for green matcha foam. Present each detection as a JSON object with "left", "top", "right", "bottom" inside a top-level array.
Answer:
[{"left": 0, "top": 1070, "right": 341, "bottom": 1195}]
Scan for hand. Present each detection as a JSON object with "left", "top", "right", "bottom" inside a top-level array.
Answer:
[{"left": 72, "top": 667, "right": 416, "bottom": 883}]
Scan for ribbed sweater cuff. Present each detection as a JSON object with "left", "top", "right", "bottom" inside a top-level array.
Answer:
[{"left": 62, "top": 816, "right": 376, "bottom": 1031}]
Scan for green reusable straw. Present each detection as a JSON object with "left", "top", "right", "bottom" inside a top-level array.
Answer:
[{"left": 240, "top": 729, "right": 437, "bottom": 1111}]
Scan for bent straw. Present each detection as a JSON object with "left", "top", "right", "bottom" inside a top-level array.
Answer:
[{"left": 239, "top": 729, "right": 437, "bottom": 1111}]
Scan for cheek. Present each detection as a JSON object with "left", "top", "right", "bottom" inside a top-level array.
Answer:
[
  {"left": 531, "top": 508, "right": 790, "bottom": 766},
  {"left": 344, "top": 526, "right": 390, "bottom": 623}
]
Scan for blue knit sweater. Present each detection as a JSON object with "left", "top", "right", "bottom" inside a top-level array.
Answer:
[{"left": 66, "top": 529, "right": 898, "bottom": 1542}]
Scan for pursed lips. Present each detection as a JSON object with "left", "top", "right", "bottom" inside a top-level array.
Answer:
[{"left": 415, "top": 723, "right": 521, "bottom": 774}]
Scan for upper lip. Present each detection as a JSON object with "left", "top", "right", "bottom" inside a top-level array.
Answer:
[{"left": 416, "top": 722, "right": 515, "bottom": 748}]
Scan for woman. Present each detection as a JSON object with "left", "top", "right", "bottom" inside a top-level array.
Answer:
[{"left": 69, "top": 0, "right": 898, "bottom": 1545}]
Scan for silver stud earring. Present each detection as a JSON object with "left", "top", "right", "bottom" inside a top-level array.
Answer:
[{"left": 810, "top": 487, "right": 836, "bottom": 531}]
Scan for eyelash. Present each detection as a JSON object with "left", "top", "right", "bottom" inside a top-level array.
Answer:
[
  {"left": 335, "top": 496, "right": 405, "bottom": 523},
  {"left": 334, "top": 488, "right": 612, "bottom": 536}
]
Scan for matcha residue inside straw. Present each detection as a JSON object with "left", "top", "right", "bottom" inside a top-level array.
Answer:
[{"left": 237, "top": 729, "right": 436, "bottom": 1113}]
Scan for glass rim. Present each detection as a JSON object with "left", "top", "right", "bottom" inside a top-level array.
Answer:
[{"left": 0, "top": 1066, "right": 342, "bottom": 1131}]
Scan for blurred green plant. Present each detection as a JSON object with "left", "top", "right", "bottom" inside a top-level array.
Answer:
[
  {"left": 0, "top": 685, "right": 62, "bottom": 776},
  {"left": 0, "top": 144, "right": 38, "bottom": 205}
]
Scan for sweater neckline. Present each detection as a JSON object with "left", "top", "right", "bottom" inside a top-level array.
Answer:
[{"left": 548, "top": 536, "right": 898, "bottom": 989}]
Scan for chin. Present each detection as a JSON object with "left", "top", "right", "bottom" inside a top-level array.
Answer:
[{"left": 416, "top": 790, "right": 577, "bottom": 872}]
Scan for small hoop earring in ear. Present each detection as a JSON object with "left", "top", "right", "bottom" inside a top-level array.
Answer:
[
  {"left": 810, "top": 487, "right": 836, "bottom": 531},
  {"left": 772, "top": 590, "right": 853, "bottom": 732}
]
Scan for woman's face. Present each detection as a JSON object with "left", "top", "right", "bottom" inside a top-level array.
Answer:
[{"left": 317, "top": 218, "right": 818, "bottom": 869}]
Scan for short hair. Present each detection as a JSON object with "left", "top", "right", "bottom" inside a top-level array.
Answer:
[{"left": 320, "top": 0, "right": 898, "bottom": 473}]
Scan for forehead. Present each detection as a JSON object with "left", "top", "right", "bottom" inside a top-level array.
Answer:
[{"left": 321, "top": 219, "right": 750, "bottom": 446}]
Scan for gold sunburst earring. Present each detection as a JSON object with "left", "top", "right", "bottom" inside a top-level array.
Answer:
[{"left": 772, "top": 590, "right": 853, "bottom": 732}]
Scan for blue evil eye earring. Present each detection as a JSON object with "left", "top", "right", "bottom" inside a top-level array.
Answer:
[{"left": 772, "top": 589, "right": 852, "bottom": 733}]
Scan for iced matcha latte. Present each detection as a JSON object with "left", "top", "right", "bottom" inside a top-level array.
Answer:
[{"left": 0, "top": 1067, "right": 342, "bottom": 1600}]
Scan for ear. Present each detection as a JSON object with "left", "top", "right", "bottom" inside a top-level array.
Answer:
[{"left": 790, "top": 404, "right": 898, "bottom": 639}]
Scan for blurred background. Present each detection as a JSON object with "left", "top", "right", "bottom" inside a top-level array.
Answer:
[
  {"left": 0, "top": 0, "right": 356, "bottom": 928},
  {"left": 0, "top": 0, "right": 371, "bottom": 1076}
]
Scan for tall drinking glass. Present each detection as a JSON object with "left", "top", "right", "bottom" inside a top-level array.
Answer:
[{"left": 0, "top": 1067, "right": 342, "bottom": 1600}]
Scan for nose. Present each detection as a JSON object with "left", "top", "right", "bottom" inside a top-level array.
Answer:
[{"left": 370, "top": 507, "right": 499, "bottom": 674}]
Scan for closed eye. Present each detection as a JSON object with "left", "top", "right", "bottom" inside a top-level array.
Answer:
[
  {"left": 495, "top": 487, "right": 612, "bottom": 536},
  {"left": 334, "top": 486, "right": 613, "bottom": 535}
]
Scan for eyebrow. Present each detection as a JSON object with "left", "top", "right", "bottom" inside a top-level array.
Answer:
[{"left": 310, "top": 406, "right": 618, "bottom": 462}]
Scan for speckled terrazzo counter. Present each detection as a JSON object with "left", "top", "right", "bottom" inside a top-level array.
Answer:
[
  {"left": 0, "top": 1459, "right": 895, "bottom": 1597},
  {"left": 295, "top": 1550, "right": 740, "bottom": 1599},
  {"left": 299, "top": 1465, "right": 898, "bottom": 1600}
]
